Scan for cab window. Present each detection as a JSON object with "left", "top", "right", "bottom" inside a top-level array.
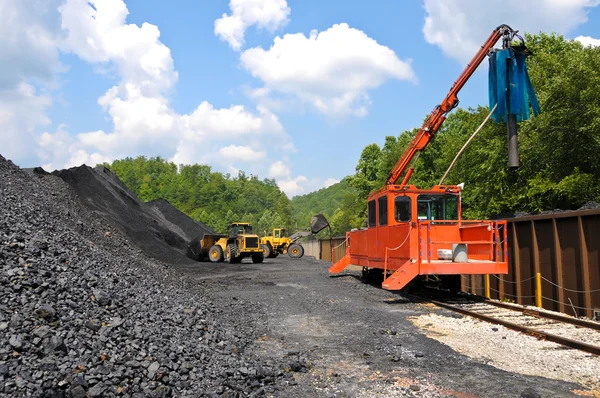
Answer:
[
  {"left": 275, "top": 230, "right": 280, "bottom": 238},
  {"left": 378, "top": 196, "right": 388, "bottom": 226},
  {"left": 395, "top": 196, "right": 411, "bottom": 222},
  {"left": 417, "top": 194, "right": 459, "bottom": 221},
  {"left": 368, "top": 200, "right": 376, "bottom": 227}
]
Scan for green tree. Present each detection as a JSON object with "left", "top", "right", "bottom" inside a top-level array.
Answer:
[
  {"left": 343, "top": 32, "right": 600, "bottom": 220},
  {"left": 104, "top": 156, "right": 294, "bottom": 234},
  {"left": 347, "top": 143, "right": 382, "bottom": 200}
]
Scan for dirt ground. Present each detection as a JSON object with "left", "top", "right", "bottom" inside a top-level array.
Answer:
[{"left": 178, "top": 256, "right": 591, "bottom": 398}]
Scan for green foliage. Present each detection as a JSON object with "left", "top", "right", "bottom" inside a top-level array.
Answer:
[
  {"left": 291, "top": 178, "right": 362, "bottom": 237},
  {"left": 344, "top": 32, "right": 600, "bottom": 221},
  {"left": 105, "top": 156, "right": 293, "bottom": 234},
  {"left": 347, "top": 143, "right": 382, "bottom": 199}
]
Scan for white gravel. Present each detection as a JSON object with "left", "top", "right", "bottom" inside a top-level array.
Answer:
[{"left": 410, "top": 310, "right": 600, "bottom": 392}]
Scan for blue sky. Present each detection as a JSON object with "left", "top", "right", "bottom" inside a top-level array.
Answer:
[{"left": 2, "top": 0, "right": 600, "bottom": 197}]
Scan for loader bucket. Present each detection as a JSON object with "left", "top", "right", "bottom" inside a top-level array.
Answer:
[
  {"left": 310, "top": 214, "right": 330, "bottom": 235},
  {"left": 186, "top": 236, "right": 204, "bottom": 261}
]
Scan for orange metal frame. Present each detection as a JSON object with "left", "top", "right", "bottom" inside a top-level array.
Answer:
[{"left": 330, "top": 186, "right": 508, "bottom": 290}]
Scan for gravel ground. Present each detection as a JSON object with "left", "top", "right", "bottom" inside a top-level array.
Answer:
[
  {"left": 443, "top": 301, "right": 600, "bottom": 347},
  {"left": 411, "top": 312, "right": 600, "bottom": 392},
  {"left": 186, "top": 259, "right": 594, "bottom": 397},
  {"left": 0, "top": 155, "right": 296, "bottom": 397}
]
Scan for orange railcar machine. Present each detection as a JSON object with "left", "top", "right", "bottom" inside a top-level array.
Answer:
[{"left": 330, "top": 25, "right": 537, "bottom": 291}]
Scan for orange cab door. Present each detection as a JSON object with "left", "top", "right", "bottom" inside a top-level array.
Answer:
[
  {"left": 376, "top": 195, "right": 390, "bottom": 260},
  {"left": 367, "top": 199, "right": 378, "bottom": 261}
]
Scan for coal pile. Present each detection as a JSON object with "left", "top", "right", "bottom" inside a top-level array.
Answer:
[
  {"left": 495, "top": 200, "right": 600, "bottom": 219},
  {"left": 579, "top": 201, "right": 600, "bottom": 210},
  {"left": 52, "top": 165, "right": 212, "bottom": 265},
  {"left": 0, "top": 155, "right": 297, "bottom": 397},
  {"left": 145, "top": 199, "right": 213, "bottom": 261}
]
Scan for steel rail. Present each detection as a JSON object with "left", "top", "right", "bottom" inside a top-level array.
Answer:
[
  {"left": 419, "top": 297, "right": 600, "bottom": 356},
  {"left": 483, "top": 299, "right": 600, "bottom": 332}
]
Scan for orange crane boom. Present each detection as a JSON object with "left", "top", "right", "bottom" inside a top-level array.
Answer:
[
  {"left": 386, "top": 24, "right": 517, "bottom": 186},
  {"left": 328, "top": 24, "right": 525, "bottom": 292}
]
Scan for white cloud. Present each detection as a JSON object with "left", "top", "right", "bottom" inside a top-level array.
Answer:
[
  {"left": 266, "top": 160, "right": 309, "bottom": 197},
  {"left": 32, "top": 0, "right": 288, "bottom": 172},
  {"left": 277, "top": 175, "right": 308, "bottom": 198},
  {"left": 268, "top": 160, "right": 290, "bottom": 178},
  {"left": 219, "top": 145, "right": 266, "bottom": 161},
  {"left": 1, "top": 83, "right": 52, "bottom": 166},
  {"left": 323, "top": 178, "right": 339, "bottom": 188},
  {"left": 38, "top": 124, "right": 111, "bottom": 171},
  {"left": 575, "top": 35, "right": 600, "bottom": 47},
  {"left": 215, "top": 0, "right": 290, "bottom": 51},
  {"left": 60, "top": 0, "right": 177, "bottom": 92},
  {"left": 241, "top": 23, "right": 415, "bottom": 117},
  {"left": 184, "top": 102, "right": 282, "bottom": 138},
  {"left": 0, "top": 0, "right": 64, "bottom": 166},
  {"left": 423, "top": 0, "right": 600, "bottom": 63},
  {"left": 0, "top": 0, "right": 64, "bottom": 91}
]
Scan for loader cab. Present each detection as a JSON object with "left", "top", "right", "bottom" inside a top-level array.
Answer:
[
  {"left": 230, "top": 222, "right": 253, "bottom": 236},
  {"left": 273, "top": 228, "right": 287, "bottom": 238}
]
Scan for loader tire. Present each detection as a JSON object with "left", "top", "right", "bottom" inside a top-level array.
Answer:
[
  {"left": 225, "top": 243, "right": 240, "bottom": 264},
  {"left": 261, "top": 244, "right": 272, "bottom": 258},
  {"left": 208, "top": 245, "right": 223, "bottom": 263},
  {"left": 252, "top": 252, "right": 264, "bottom": 264},
  {"left": 288, "top": 243, "right": 304, "bottom": 259}
]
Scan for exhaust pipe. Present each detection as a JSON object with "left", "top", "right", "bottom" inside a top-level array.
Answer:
[
  {"left": 506, "top": 51, "right": 519, "bottom": 170},
  {"left": 507, "top": 114, "right": 519, "bottom": 169}
]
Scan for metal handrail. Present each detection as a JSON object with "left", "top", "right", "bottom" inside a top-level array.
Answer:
[{"left": 416, "top": 219, "right": 507, "bottom": 264}]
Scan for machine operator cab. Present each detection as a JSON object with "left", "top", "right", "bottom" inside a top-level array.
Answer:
[
  {"left": 362, "top": 184, "right": 502, "bottom": 266},
  {"left": 335, "top": 181, "right": 506, "bottom": 291},
  {"left": 231, "top": 222, "right": 253, "bottom": 236},
  {"left": 367, "top": 185, "right": 462, "bottom": 227},
  {"left": 273, "top": 228, "right": 287, "bottom": 239}
]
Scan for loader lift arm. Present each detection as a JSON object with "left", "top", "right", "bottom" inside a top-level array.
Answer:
[{"left": 386, "top": 24, "right": 518, "bottom": 186}]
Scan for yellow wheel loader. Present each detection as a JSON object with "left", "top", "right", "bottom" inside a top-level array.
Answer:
[
  {"left": 189, "top": 223, "right": 264, "bottom": 264},
  {"left": 260, "top": 228, "right": 305, "bottom": 259},
  {"left": 259, "top": 215, "right": 332, "bottom": 260}
]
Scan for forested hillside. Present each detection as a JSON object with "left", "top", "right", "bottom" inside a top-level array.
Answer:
[
  {"left": 105, "top": 156, "right": 360, "bottom": 237},
  {"left": 105, "top": 34, "right": 599, "bottom": 238},
  {"left": 291, "top": 179, "right": 361, "bottom": 236},
  {"left": 105, "top": 157, "right": 294, "bottom": 234}
]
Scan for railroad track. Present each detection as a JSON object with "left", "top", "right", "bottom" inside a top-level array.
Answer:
[{"left": 407, "top": 291, "right": 600, "bottom": 356}]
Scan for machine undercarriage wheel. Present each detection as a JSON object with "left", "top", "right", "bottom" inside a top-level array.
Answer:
[
  {"left": 288, "top": 243, "right": 304, "bottom": 258},
  {"left": 361, "top": 267, "right": 384, "bottom": 285},
  {"left": 439, "top": 275, "right": 462, "bottom": 293},
  {"left": 225, "top": 243, "right": 241, "bottom": 264},
  {"left": 252, "top": 252, "right": 264, "bottom": 264},
  {"left": 403, "top": 276, "right": 424, "bottom": 294},
  {"left": 261, "top": 244, "right": 272, "bottom": 258},
  {"left": 208, "top": 245, "right": 223, "bottom": 263}
]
